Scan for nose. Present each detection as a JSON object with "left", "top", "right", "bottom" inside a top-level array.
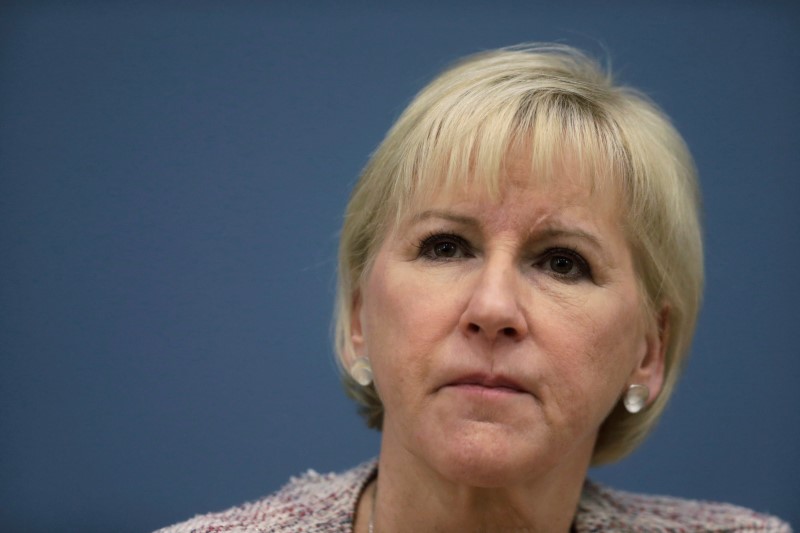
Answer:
[{"left": 459, "top": 257, "right": 528, "bottom": 342}]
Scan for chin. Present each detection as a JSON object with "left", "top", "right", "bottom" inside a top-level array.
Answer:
[{"left": 417, "top": 421, "right": 545, "bottom": 488}]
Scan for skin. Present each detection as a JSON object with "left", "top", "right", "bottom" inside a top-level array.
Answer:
[{"left": 349, "top": 154, "right": 667, "bottom": 532}]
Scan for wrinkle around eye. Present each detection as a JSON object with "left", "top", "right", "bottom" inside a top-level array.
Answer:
[
  {"left": 534, "top": 248, "right": 593, "bottom": 282},
  {"left": 416, "top": 232, "right": 475, "bottom": 261}
]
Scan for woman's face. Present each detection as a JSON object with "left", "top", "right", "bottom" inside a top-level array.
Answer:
[{"left": 351, "top": 155, "right": 665, "bottom": 487}]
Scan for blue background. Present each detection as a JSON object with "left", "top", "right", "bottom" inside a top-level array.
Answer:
[{"left": 1, "top": 2, "right": 798, "bottom": 531}]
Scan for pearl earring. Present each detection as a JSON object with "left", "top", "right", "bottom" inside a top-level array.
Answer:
[
  {"left": 623, "top": 384, "right": 649, "bottom": 414},
  {"left": 350, "top": 356, "right": 373, "bottom": 387}
]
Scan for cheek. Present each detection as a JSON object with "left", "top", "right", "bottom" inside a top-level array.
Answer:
[
  {"left": 538, "top": 289, "right": 643, "bottom": 418},
  {"left": 361, "top": 262, "right": 459, "bottom": 400},
  {"left": 365, "top": 268, "right": 434, "bottom": 349}
]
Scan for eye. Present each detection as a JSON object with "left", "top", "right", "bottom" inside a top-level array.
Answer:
[
  {"left": 550, "top": 255, "right": 574, "bottom": 274},
  {"left": 417, "top": 233, "right": 473, "bottom": 261},
  {"left": 538, "top": 248, "right": 591, "bottom": 281}
]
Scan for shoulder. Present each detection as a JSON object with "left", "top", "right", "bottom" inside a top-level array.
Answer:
[
  {"left": 577, "top": 480, "right": 792, "bottom": 532},
  {"left": 154, "top": 460, "right": 377, "bottom": 533}
]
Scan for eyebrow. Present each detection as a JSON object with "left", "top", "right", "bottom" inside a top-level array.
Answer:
[
  {"left": 411, "top": 209, "right": 479, "bottom": 226},
  {"left": 535, "top": 227, "right": 604, "bottom": 251},
  {"left": 410, "top": 209, "right": 608, "bottom": 254}
]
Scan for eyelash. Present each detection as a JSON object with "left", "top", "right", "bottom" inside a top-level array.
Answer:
[
  {"left": 415, "top": 232, "right": 593, "bottom": 281},
  {"left": 538, "top": 247, "right": 592, "bottom": 281},
  {"left": 416, "top": 232, "right": 473, "bottom": 260}
]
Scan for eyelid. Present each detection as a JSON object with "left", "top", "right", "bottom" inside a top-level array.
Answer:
[
  {"left": 537, "top": 247, "right": 593, "bottom": 281},
  {"left": 413, "top": 229, "right": 595, "bottom": 280},
  {"left": 416, "top": 231, "right": 474, "bottom": 260}
]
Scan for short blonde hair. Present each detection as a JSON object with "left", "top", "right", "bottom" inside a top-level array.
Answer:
[{"left": 334, "top": 44, "right": 703, "bottom": 465}]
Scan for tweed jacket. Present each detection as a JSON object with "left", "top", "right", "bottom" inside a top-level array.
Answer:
[{"left": 156, "top": 460, "right": 791, "bottom": 532}]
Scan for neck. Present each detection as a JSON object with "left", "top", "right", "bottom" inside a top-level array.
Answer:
[{"left": 367, "top": 431, "right": 591, "bottom": 533}]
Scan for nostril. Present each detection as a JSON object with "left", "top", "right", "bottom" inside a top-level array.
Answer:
[
  {"left": 468, "top": 323, "right": 480, "bottom": 333},
  {"left": 502, "top": 327, "right": 517, "bottom": 337}
]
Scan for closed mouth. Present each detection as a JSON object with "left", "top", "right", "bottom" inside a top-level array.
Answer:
[{"left": 443, "top": 374, "right": 527, "bottom": 394}]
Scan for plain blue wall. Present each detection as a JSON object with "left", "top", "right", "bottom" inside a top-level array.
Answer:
[{"left": 1, "top": 2, "right": 798, "bottom": 531}]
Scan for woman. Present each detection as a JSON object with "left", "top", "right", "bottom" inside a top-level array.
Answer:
[{"left": 159, "top": 44, "right": 791, "bottom": 532}]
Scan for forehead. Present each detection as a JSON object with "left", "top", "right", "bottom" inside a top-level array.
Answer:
[{"left": 399, "top": 148, "right": 626, "bottom": 227}]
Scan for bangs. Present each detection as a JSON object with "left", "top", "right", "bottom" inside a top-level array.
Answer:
[{"left": 390, "top": 87, "right": 630, "bottom": 223}]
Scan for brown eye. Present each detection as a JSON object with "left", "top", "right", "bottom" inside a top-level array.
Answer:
[
  {"left": 417, "top": 233, "right": 472, "bottom": 261},
  {"left": 549, "top": 255, "right": 574, "bottom": 274},
  {"left": 433, "top": 241, "right": 458, "bottom": 258},
  {"left": 539, "top": 248, "right": 591, "bottom": 281}
]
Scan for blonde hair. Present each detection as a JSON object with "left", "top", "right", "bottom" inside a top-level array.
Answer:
[{"left": 334, "top": 44, "right": 703, "bottom": 465}]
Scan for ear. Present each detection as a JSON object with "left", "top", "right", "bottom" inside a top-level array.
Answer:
[
  {"left": 349, "top": 289, "right": 366, "bottom": 364},
  {"left": 628, "top": 303, "right": 670, "bottom": 407}
]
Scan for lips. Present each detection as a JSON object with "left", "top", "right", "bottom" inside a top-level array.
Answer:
[{"left": 442, "top": 373, "right": 528, "bottom": 394}]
